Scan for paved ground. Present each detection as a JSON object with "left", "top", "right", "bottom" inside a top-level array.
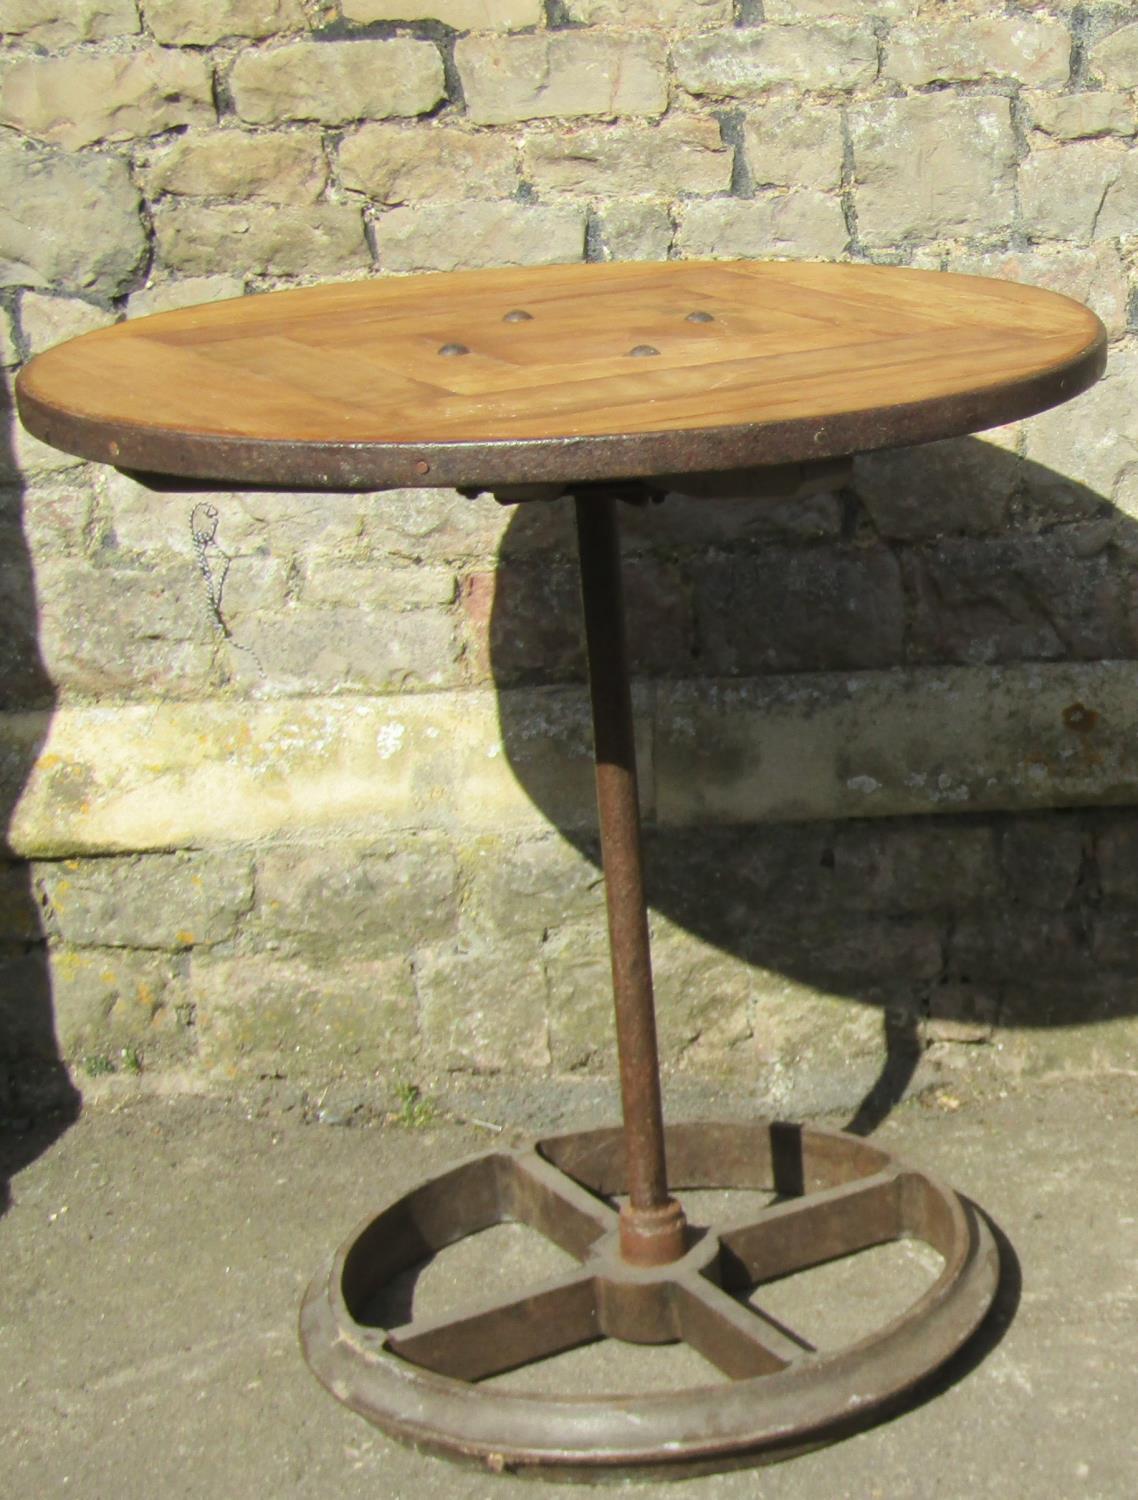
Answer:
[{"left": 3, "top": 1071, "right": 1137, "bottom": 1500}]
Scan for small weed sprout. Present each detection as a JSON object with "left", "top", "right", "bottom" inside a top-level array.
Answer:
[{"left": 394, "top": 1081, "right": 437, "bottom": 1129}]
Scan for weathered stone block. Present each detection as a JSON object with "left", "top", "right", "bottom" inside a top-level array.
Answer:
[
  {"left": 1094, "top": 817, "right": 1138, "bottom": 902},
  {"left": 298, "top": 563, "right": 456, "bottom": 610},
  {"left": 35, "top": 852, "right": 253, "bottom": 949},
  {"left": 763, "top": 0, "right": 908, "bottom": 16},
  {"left": 33, "top": 559, "right": 218, "bottom": 698},
  {"left": 850, "top": 94, "right": 1017, "bottom": 244},
  {"left": 648, "top": 662, "right": 1138, "bottom": 828},
  {"left": 999, "top": 815, "right": 1086, "bottom": 911},
  {"left": 342, "top": 0, "right": 541, "bottom": 26},
  {"left": 0, "top": 0, "right": 139, "bottom": 46},
  {"left": 851, "top": 94, "right": 1025, "bottom": 243},
  {"left": 376, "top": 202, "right": 585, "bottom": 272},
  {"left": 338, "top": 124, "right": 517, "bottom": 203},
  {"left": 951, "top": 912, "right": 1094, "bottom": 983},
  {"left": 1095, "top": 153, "right": 1138, "bottom": 241},
  {"left": 194, "top": 953, "right": 417, "bottom": 1076},
  {"left": 522, "top": 117, "right": 730, "bottom": 197},
  {"left": 742, "top": 98, "right": 845, "bottom": 191},
  {"left": 464, "top": 554, "right": 689, "bottom": 685},
  {"left": 642, "top": 825, "right": 853, "bottom": 946},
  {"left": 676, "top": 192, "right": 847, "bottom": 259},
  {"left": 1028, "top": 90, "right": 1135, "bottom": 140},
  {"left": 829, "top": 821, "right": 1000, "bottom": 915},
  {"left": 16, "top": 661, "right": 1138, "bottom": 865},
  {"left": 641, "top": 929, "right": 759, "bottom": 1073},
  {"left": 99, "top": 467, "right": 233, "bottom": 559},
  {"left": 50, "top": 947, "right": 186, "bottom": 1059},
  {"left": 231, "top": 39, "right": 445, "bottom": 127},
  {"left": 146, "top": 0, "right": 305, "bottom": 44},
  {"left": 416, "top": 940, "right": 550, "bottom": 1071},
  {"left": 1025, "top": 346, "right": 1138, "bottom": 515},
  {"left": 594, "top": 201, "right": 673, "bottom": 262},
  {"left": 854, "top": 434, "right": 1018, "bottom": 540},
  {"left": 674, "top": 24, "right": 878, "bottom": 99},
  {"left": 459, "top": 564, "right": 580, "bottom": 686},
  {"left": 692, "top": 547, "right": 904, "bottom": 675},
  {"left": 358, "top": 487, "right": 510, "bottom": 562},
  {"left": 461, "top": 834, "right": 602, "bottom": 939},
  {"left": 457, "top": 34, "right": 667, "bottom": 126},
  {"left": 0, "top": 49, "right": 213, "bottom": 151},
  {"left": 565, "top": 0, "right": 729, "bottom": 22},
  {"left": 492, "top": 684, "right": 651, "bottom": 835},
  {"left": 3, "top": 474, "right": 92, "bottom": 561},
  {"left": 20, "top": 294, "right": 115, "bottom": 356},
  {"left": 1019, "top": 138, "right": 1127, "bottom": 242},
  {"left": 0, "top": 147, "right": 146, "bottom": 296},
  {"left": 127, "top": 275, "right": 246, "bottom": 319},
  {"left": 905, "top": 539, "right": 1126, "bottom": 667},
  {"left": 234, "top": 603, "right": 460, "bottom": 694},
  {"left": 884, "top": 17, "right": 1070, "bottom": 89},
  {"left": 220, "top": 488, "right": 376, "bottom": 560},
  {"left": 541, "top": 923, "right": 611, "bottom": 1071},
  {"left": 153, "top": 202, "right": 369, "bottom": 278},
  {"left": 1, "top": 307, "right": 17, "bottom": 367},
  {"left": 744, "top": 914, "right": 945, "bottom": 989},
  {"left": 254, "top": 840, "right": 458, "bottom": 955},
  {"left": 145, "top": 130, "right": 328, "bottom": 205},
  {"left": 1089, "top": 21, "right": 1138, "bottom": 89}
]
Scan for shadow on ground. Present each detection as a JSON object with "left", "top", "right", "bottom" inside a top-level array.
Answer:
[{"left": 489, "top": 440, "right": 1138, "bottom": 1135}]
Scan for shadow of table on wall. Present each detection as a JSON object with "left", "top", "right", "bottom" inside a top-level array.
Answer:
[
  {"left": 0, "top": 377, "right": 80, "bottom": 1217},
  {"left": 488, "top": 438, "right": 1138, "bottom": 1135}
]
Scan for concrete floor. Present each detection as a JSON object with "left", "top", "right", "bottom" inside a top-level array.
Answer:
[{"left": 3, "top": 1072, "right": 1136, "bottom": 1500}]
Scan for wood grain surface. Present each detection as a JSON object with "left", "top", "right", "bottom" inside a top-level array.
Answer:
[{"left": 15, "top": 261, "right": 1106, "bottom": 491}]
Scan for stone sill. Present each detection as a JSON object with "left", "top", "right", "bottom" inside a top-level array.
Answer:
[{"left": 3, "top": 659, "right": 1136, "bottom": 856}]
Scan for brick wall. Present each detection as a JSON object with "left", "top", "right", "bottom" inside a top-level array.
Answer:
[{"left": 4, "top": 0, "right": 1138, "bottom": 1118}]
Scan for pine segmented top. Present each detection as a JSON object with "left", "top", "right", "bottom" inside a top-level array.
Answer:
[{"left": 15, "top": 260, "right": 1106, "bottom": 492}]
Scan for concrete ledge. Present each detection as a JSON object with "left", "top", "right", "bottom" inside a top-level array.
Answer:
[{"left": 4, "top": 660, "right": 1138, "bottom": 855}]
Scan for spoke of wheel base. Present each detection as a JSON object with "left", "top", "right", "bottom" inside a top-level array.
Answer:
[
  {"left": 385, "top": 1268, "right": 599, "bottom": 1382},
  {"left": 719, "top": 1170, "right": 903, "bottom": 1286},
  {"left": 508, "top": 1150, "right": 619, "bottom": 1259},
  {"left": 671, "top": 1277, "right": 814, "bottom": 1379}
]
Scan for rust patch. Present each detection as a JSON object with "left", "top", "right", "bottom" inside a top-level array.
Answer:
[{"left": 1062, "top": 702, "right": 1099, "bottom": 733}]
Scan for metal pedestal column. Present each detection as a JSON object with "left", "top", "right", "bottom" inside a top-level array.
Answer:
[{"left": 574, "top": 492, "right": 686, "bottom": 1268}]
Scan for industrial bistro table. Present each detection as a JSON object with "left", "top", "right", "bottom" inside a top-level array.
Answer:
[{"left": 17, "top": 261, "right": 1106, "bottom": 1476}]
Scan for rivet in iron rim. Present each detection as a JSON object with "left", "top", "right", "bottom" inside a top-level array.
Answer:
[
  {"left": 503, "top": 309, "right": 533, "bottom": 323},
  {"left": 438, "top": 342, "right": 469, "bottom": 356},
  {"left": 628, "top": 345, "right": 660, "bottom": 357},
  {"left": 414, "top": 459, "right": 431, "bottom": 475},
  {"left": 685, "top": 311, "right": 714, "bottom": 323}
]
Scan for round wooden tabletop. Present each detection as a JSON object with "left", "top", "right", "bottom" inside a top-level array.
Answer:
[{"left": 16, "top": 260, "right": 1106, "bottom": 492}]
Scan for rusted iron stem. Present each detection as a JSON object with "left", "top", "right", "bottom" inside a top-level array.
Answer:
[{"left": 574, "top": 494, "right": 685, "bottom": 1265}]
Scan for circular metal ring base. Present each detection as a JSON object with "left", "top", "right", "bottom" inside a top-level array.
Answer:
[{"left": 300, "top": 1120, "right": 999, "bottom": 1480}]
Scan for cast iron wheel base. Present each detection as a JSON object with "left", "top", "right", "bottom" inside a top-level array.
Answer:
[{"left": 299, "top": 1120, "right": 999, "bottom": 1479}]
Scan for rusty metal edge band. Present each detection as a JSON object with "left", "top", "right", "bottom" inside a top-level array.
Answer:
[
  {"left": 298, "top": 1121, "right": 1000, "bottom": 1477},
  {"left": 15, "top": 334, "right": 1105, "bottom": 495}
]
